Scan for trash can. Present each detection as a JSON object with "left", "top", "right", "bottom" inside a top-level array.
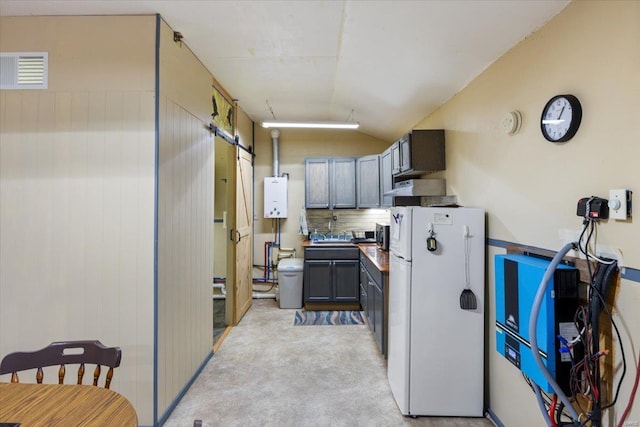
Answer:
[{"left": 278, "top": 258, "right": 304, "bottom": 309}]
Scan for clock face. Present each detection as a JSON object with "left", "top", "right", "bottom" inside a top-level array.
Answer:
[{"left": 540, "top": 95, "right": 582, "bottom": 143}]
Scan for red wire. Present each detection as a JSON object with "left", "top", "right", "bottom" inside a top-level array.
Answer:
[
  {"left": 549, "top": 394, "right": 558, "bottom": 427},
  {"left": 617, "top": 351, "right": 640, "bottom": 427}
]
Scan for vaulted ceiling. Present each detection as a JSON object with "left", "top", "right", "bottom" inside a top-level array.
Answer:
[{"left": 0, "top": 0, "right": 569, "bottom": 141}]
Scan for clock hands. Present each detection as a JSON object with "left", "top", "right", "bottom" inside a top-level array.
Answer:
[{"left": 557, "top": 105, "right": 565, "bottom": 121}]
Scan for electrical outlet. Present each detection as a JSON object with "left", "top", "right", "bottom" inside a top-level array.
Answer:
[{"left": 608, "top": 189, "right": 631, "bottom": 220}]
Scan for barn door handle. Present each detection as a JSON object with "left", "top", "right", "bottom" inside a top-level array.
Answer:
[{"left": 229, "top": 229, "right": 241, "bottom": 243}]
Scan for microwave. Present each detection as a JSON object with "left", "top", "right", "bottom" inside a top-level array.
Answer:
[{"left": 376, "top": 223, "right": 390, "bottom": 251}]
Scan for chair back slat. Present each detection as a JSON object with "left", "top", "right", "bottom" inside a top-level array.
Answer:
[
  {"left": 93, "top": 365, "right": 101, "bottom": 386},
  {"left": 58, "top": 364, "right": 65, "bottom": 384},
  {"left": 77, "top": 363, "right": 85, "bottom": 385},
  {"left": 0, "top": 340, "right": 121, "bottom": 389},
  {"left": 105, "top": 367, "right": 115, "bottom": 389}
]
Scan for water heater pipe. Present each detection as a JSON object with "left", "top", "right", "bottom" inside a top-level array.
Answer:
[{"left": 271, "top": 128, "right": 280, "bottom": 177}]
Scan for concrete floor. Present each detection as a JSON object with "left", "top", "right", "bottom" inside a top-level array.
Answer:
[{"left": 164, "top": 299, "right": 494, "bottom": 427}]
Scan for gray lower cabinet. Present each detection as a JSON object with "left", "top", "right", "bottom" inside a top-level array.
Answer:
[
  {"left": 360, "top": 253, "right": 386, "bottom": 356},
  {"left": 304, "top": 247, "right": 360, "bottom": 304},
  {"left": 305, "top": 157, "right": 356, "bottom": 209}
]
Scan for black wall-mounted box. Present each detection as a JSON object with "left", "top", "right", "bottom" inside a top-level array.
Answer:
[{"left": 577, "top": 197, "right": 609, "bottom": 219}]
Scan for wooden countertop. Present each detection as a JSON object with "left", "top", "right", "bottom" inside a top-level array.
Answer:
[
  {"left": 358, "top": 244, "right": 390, "bottom": 272},
  {"left": 0, "top": 382, "right": 138, "bottom": 426}
]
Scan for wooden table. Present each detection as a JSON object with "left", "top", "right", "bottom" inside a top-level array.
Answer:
[{"left": 0, "top": 383, "right": 137, "bottom": 426}]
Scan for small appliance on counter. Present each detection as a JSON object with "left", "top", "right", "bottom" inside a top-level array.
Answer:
[
  {"left": 375, "top": 223, "right": 390, "bottom": 251},
  {"left": 350, "top": 230, "right": 376, "bottom": 244}
]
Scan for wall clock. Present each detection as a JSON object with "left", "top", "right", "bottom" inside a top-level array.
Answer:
[{"left": 540, "top": 94, "right": 582, "bottom": 143}]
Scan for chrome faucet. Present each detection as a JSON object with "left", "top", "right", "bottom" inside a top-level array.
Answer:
[{"left": 328, "top": 213, "right": 337, "bottom": 234}]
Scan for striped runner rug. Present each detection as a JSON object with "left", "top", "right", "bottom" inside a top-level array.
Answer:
[{"left": 293, "top": 310, "right": 364, "bottom": 326}]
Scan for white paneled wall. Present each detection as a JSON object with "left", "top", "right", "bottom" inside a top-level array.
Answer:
[
  {"left": 156, "top": 18, "right": 215, "bottom": 422},
  {"left": 156, "top": 97, "right": 214, "bottom": 417},
  {"left": 0, "top": 89, "right": 156, "bottom": 419}
]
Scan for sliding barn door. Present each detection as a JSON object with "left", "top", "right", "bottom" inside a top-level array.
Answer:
[{"left": 232, "top": 147, "right": 253, "bottom": 323}]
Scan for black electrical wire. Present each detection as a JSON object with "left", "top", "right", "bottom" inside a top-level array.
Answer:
[
  {"left": 570, "top": 219, "right": 624, "bottom": 426},
  {"left": 588, "top": 267, "right": 626, "bottom": 410}
]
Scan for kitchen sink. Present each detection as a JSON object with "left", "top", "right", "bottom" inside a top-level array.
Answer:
[
  {"left": 310, "top": 234, "right": 352, "bottom": 244},
  {"left": 311, "top": 240, "right": 354, "bottom": 245}
]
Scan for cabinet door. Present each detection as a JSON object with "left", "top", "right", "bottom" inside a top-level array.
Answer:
[
  {"left": 372, "top": 280, "right": 384, "bottom": 351},
  {"left": 305, "top": 158, "right": 330, "bottom": 209},
  {"left": 359, "top": 263, "right": 368, "bottom": 313},
  {"left": 333, "top": 260, "right": 359, "bottom": 301},
  {"left": 357, "top": 155, "right": 380, "bottom": 208},
  {"left": 304, "top": 260, "right": 332, "bottom": 301},
  {"left": 390, "top": 141, "right": 401, "bottom": 175},
  {"left": 332, "top": 158, "right": 357, "bottom": 208},
  {"left": 366, "top": 273, "right": 376, "bottom": 330},
  {"left": 359, "top": 283, "right": 367, "bottom": 313},
  {"left": 399, "top": 134, "right": 411, "bottom": 173},
  {"left": 380, "top": 147, "right": 393, "bottom": 207}
]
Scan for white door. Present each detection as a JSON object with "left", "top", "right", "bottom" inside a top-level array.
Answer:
[{"left": 387, "top": 253, "right": 412, "bottom": 415}]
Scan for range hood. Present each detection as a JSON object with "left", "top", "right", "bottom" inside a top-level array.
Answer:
[{"left": 384, "top": 179, "right": 446, "bottom": 197}]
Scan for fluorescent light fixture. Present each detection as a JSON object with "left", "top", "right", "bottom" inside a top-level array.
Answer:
[{"left": 260, "top": 120, "right": 359, "bottom": 129}]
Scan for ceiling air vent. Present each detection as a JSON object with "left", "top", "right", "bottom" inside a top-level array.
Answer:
[{"left": 0, "top": 52, "right": 48, "bottom": 89}]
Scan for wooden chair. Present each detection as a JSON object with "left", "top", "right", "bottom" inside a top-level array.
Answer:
[{"left": 0, "top": 340, "right": 122, "bottom": 389}]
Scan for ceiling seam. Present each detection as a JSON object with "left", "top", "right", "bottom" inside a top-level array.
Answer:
[{"left": 328, "top": 0, "right": 349, "bottom": 120}]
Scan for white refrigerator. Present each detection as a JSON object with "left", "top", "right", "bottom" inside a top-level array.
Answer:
[{"left": 387, "top": 206, "right": 485, "bottom": 416}]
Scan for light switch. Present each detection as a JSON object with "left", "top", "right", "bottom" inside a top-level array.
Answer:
[{"left": 608, "top": 189, "right": 631, "bottom": 220}]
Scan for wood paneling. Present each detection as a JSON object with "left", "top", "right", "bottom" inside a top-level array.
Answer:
[
  {"left": 0, "top": 89, "right": 156, "bottom": 423},
  {"left": 0, "top": 15, "right": 156, "bottom": 426},
  {"left": 156, "top": 18, "right": 215, "bottom": 420}
]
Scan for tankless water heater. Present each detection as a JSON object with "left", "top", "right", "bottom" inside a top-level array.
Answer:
[{"left": 264, "top": 177, "right": 288, "bottom": 218}]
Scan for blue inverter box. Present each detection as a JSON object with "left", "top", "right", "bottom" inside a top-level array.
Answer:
[{"left": 495, "top": 254, "right": 580, "bottom": 394}]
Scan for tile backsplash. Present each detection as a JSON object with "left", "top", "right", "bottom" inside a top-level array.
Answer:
[{"left": 305, "top": 208, "right": 390, "bottom": 236}]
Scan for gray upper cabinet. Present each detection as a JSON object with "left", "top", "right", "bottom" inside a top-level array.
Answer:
[
  {"left": 392, "top": 129, "right": 445, "bottom": 177},
  {"left": 379, "top": 147, "right": 393, "bottom": 208},
  {"left": 390, "top": 141, "right": 402, "bottom": 175},
  {"left": 332, "top": 158, "right": 357, "bottom": 208},
  {"left": 305, "top": 158, "right": 331, "bottom": 208},
  {"left": 305, "top": 157, "right": 356, "bottom": 209},
  {"left": 357, "top": 155, "right": 380, "bottom": 208}
]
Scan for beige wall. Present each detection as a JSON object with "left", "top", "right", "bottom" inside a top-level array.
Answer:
[
  {"left": 156, "top": 18, "right": 214, "bottom": 423},
  {"left": 0, "top": 15, "right": 156, "bottom": 424},
  {"left": 252, "top": 126, "right": 389, "bottom": 265},
  {"left": 415, "top": 2, "right": 639, "bottom": 425}
]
